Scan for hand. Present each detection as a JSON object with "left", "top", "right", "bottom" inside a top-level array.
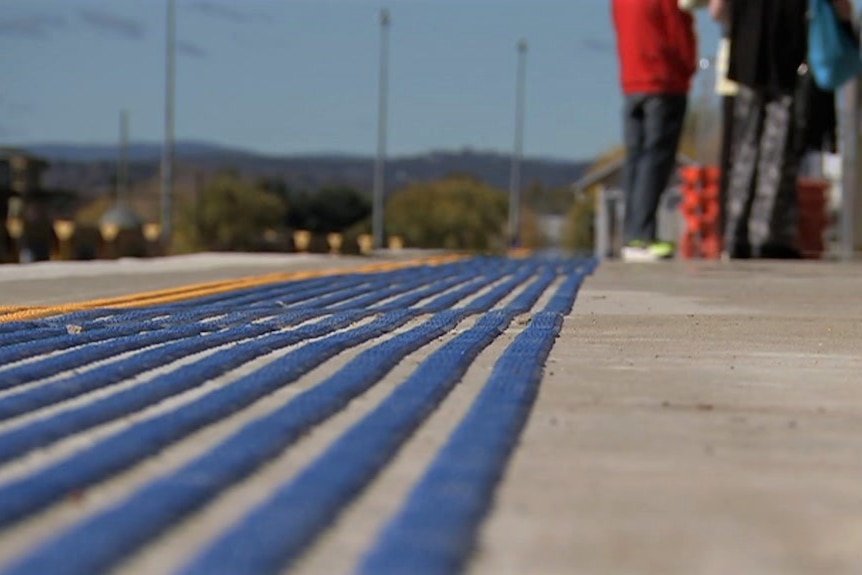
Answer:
[
  {"left": 833, "top": 0, "right": 854, "bottom": 21},
  {"left": 709, "top": 0, "right": 729, "bottom": 23}
]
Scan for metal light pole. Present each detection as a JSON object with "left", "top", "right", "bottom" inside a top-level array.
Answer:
[
  {"left": 118, "top": 109, "right": 129, "bottom": 206},
  {"left": 839, "top": 17, "right": 862, "bottom": 261},
  {"left": 840, "top": 73, "right": 861, "bottom": 260},
  {"left": 161, "top": 0, "right": 176, "bottom": 248},
  {"left": 508, "top": 39, "right": 528, "bottom": 248},
  {"left": 373, "top": 8, "right": 391, "bottom": 251}
]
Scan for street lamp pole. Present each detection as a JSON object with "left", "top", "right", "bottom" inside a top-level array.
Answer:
[
  {"left": 509, "top": 39, "right": 528, "bottom": 248},
  {"left": 118, "top": 109, "right": 129, "bottom": 207},
  {"left": 161, "top": 0, "right": 176, "bottom": 248},
  {"left": 840, "top": 70, "right": 860, "bottom": 260},
  {"left": 373, "top": 8, "right": 391, "bottom": 251}
]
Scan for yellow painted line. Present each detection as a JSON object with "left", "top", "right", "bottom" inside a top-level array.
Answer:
[
  {"left": 0, "top": 255, "right": 466, "bottom": 323},
  {"left": 506, "top": 247, "right": 534, "bottom": 259}
]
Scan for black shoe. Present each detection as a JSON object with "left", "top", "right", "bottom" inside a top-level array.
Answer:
[
  {"left": 724, "top": 244, "right": 751, "bottom": 260},
  {"left": 756, "top": 244, "right": 803, "bottom": 259}
]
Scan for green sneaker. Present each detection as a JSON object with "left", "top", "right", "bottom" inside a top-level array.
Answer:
[{"left": 621, "top": 240, "right": 675, "bottom": 262}]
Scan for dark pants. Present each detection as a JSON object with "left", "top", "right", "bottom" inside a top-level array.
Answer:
[
  {"left": 622, "top": 93, "right": 688, "bottom": 244},
  {"left": 718, "top": 95, "right": 736, "bottom": 236},
  {"left": 724, "top": 86, "right": 801, "bottom": 256}
]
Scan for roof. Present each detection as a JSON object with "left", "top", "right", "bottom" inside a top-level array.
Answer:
[
  {"left": 0, "top": 147, "right": 50, "bottom": 167},
  {"left": 571, "top": 152, "right": 698, "bottom": 196}
]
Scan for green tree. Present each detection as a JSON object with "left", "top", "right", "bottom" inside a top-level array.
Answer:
[
  {"left": 257, "top": 178, "right": 293, "bottom": 208},
  {"left": 522, "top": 180, "right": 575, "bottom": 216},
  {"left": 544, "top": 185, "right": 575, "bottom": 214},
  {"left": 385, "top": 175, "right": 508, "bottom": 251},
  {"left": 175, "top": 171, "right": 286, "bottom": 252},
  {"left": 518, "top": 204, "right": 547, "bottom": 249},
  {"left": 272, "top": 185, "right": 370, "bottom": 234},
  {"left": 561, "top": 193, "right": 595, "bottom": 253},
  {"left": 305, "top": 186, "right": 371, "bottom": 233},
  {"left": 522, "top": 180, "right": 546, "bottom": 212}
]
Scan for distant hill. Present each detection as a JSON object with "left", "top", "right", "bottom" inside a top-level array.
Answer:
[
  {"left": 23, "top": 141, "right": 260, "bottom": 163},
  {"left": 21, "top": 142, "right": 591, "bottom": 208}
]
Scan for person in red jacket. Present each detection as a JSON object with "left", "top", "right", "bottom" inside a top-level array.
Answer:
[{"left": 612, "top": 0, "right": 698, "bottom": 262}]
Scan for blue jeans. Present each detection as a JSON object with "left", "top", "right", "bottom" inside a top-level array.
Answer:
[{"left": 622, "top": 94, "right": 688, "bottom": 244}]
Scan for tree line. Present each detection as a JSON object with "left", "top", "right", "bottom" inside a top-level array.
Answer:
[{"left": 157, "top": 169, "right": 590, "bottom": 255}]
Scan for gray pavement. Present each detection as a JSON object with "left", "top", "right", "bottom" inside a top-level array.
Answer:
[
  {"left": 0, "top": 253, "right": 861, "bottom": 574},
  {"left": 490, "top": 259, "right": 862, "bottom": 575},
  {"left": 0, "top": 252, "right": 383, "bottom": 307}
]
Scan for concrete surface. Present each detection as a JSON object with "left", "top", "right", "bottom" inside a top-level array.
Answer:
[
  {"left": 480, "top": 259, "right": 862, "bottom": 575},
  {"left": 0, "top": 253, "right": 377, "bottom": 306},
  {"left": 0, "top": 254, "right": 860, "bottom": 574}
]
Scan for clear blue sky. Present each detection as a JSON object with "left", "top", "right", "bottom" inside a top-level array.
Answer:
[{"left": 2, "top": 0, "right": 721, "bottom": 161}]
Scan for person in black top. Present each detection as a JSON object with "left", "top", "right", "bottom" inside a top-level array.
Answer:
[{"left": 711, "top": 0, "right": 854, "bottom": 259}]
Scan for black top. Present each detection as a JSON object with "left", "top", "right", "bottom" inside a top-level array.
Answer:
[{"left": 728, "top": 0, "right": 808, "bottom": 92}]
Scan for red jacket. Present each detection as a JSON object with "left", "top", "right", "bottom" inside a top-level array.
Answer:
[{"left": 612, "top": 0, "right": 697, "bottom": 95}]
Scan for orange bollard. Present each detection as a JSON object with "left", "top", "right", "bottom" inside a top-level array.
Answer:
[
  {"left": 700, "top": 167, "right": 722, "bottom": 259},
  {"left": 678, "top": 165, "right": 723, "bottom": 259},
  {"left": 679, "top": 166, "right": 703, "bottom": 259}
]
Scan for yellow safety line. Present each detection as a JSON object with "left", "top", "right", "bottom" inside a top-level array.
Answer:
[
  {"left": 0, "top": 254, "right": 466, "bottom": 323},
  {"left": 506, "top": 247, "right": 533, "bottom": 259}
]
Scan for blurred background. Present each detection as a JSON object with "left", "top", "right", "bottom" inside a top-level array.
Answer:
[{"left": 1, "top": 0, "right": 740, "bottom": 262}]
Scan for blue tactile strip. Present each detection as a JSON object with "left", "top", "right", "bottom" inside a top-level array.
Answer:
[{"left": 0, "top": 255, "right": 596, "bottom": 575}]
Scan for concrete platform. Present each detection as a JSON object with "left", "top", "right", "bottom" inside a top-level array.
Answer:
[
  {"left": 0, "top": 253, "right": 391, "bottom": 307},
  {"left": 493, "top": 259, "right": 862, "bottom": 575},
  {"left": 0, "top": 254, "right": 860, "bottom": 574}
]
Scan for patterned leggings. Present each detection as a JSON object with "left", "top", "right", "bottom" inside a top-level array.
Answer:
[{"left": 723, "top": 86, "right": 802, "bottom": 255}]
